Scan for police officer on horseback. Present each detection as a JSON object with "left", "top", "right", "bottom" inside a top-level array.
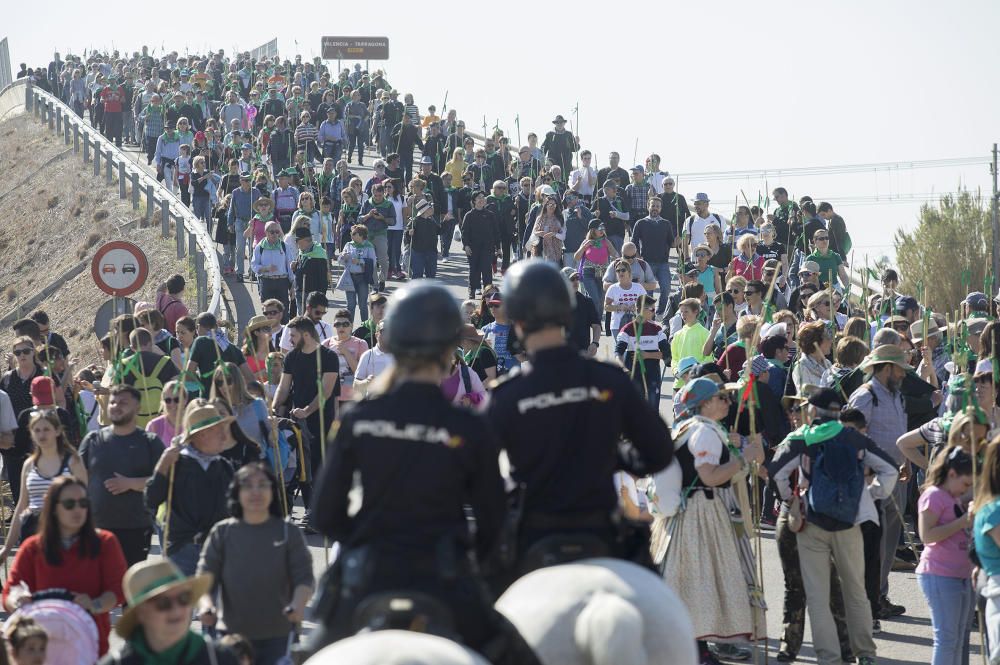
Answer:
[
  {"left": 307, "top": 281, "right": 540, "bottom": 665},
  {"left": 487, "top": 260, "right": 674, "bottom": 587}
]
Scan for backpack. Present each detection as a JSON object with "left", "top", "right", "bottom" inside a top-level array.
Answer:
[
  {"left": 125, "top": 354, "right": 172, "bottom": 427},
  {"left": 807, "top": 432, "right": 864, "bottom": 528},
  {"left": 254, "top": 400, "right": 296, "bottom": 483}
]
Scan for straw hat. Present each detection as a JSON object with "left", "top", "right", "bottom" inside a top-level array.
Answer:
[
  {"left": 180, "top": 402, "right": 234, "bottom": 445},
  {"left": 245, "top": 315, "right": 271, "bottom": 335},
  {"left": 909, "top": 319, "right": 942, "bottom": 345},
  {"left": 116, "top": 559, "right": 213, "bottom": 638}
]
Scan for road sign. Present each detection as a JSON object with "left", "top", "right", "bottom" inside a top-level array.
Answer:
[
  {"left": 91, "top": 241, "right": 149, "bottom": 297},
  {"left": 92, "top": 297, "right": 136, "bottom": 339},
  {"left": 321, "top": 36, "right": 389, "bottom": 61}
]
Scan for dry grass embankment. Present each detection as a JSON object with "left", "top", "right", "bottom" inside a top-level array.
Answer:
[{"left": 0, "top": 113, "right": 192, "bottom": 365}]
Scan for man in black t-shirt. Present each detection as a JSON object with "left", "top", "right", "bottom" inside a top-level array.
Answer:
[
  {"left": 79, "top": 385, "right": 164, "bottom": 566},
  {"left": 272, "top": 316, "right": 340, "bottom": 525}
]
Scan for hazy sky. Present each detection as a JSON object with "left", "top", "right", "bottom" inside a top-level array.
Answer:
[{"left": 6, "top": 0, "right": 999, "bottom": 264}]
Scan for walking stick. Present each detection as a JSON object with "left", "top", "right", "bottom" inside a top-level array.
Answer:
[
  {"left": 315, "top": 338, "right": 331, "bottom": 564},
  {"left": 629, "top": 295, "right": 649, "bottom": 400}
]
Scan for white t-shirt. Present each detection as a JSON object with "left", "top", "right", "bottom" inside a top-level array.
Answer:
[
  {"left": 279, "top": 320, "right": 334, "bottom": 351},
  {"left": 388, "top": 197, "right": 405, "bottom": 231},
  {"left": 686, "top": 214, "right": 727, "bottom": 248},
  {"left": 569, "top": 166, "right": 597, "bottom": 196},
  {"left": 356, "top": 345, "right": 395, "bottom": 382},
  {"left": 605, "top": 282, "right": 647, "bottom": 333},
  {"left": 647, "top": 171, "right": 667, "bottom": 195},
  {"left": 0, "top": 390, "right": 16, "bottom": 433}
]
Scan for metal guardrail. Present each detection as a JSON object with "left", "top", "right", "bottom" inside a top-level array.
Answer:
[{"left": 0, "top": 78, "right": 222, "bottom": 316}]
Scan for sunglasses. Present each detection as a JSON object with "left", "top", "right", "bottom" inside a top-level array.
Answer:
[
  {"left": 814, "top": 236, "right": 829, "bottom": 241},
  {"left": 59, "top": 498, "right": 90, "bottom": 510},
  {"left": 163, "top": 396, "right": 181, "bottom": 404},
  {"left": 151, "top": 591, "right": 193, "bottom": 612},
  {"left": 13, "top": 348, "right": 33, "bottom": 356},
  {"left": 745, "top": 290, "right": 757, "bottom": 296},
  {"left": 264, "top": 310, "right": 280, "bottom": 316},
  {"left": 487, "top": 303, "right": 502, "bottom": 309},
  {"left": 240, "top": 481, "right": 273, "bottom": 492},
  {"left": 714, "top": 393, "right": 732, "bottom": 402},
  {"left": 800, "top": 271, "right": 814, "bottom": 277},
  {"left": 312, "top": 309, "right": 327, "bottom": 317},
  {"left": 333, "top": 321, "right": 351, "bottom": 328}
]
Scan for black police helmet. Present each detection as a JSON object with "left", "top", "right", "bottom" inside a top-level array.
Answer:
[
  {"left": 502, "top": 259, "right": 574, "bottom": 333},
  {"left": 382, "top": 281, "right": 462, "bottom": 359}
]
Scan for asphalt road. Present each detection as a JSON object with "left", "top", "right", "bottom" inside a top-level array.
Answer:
[{"left": 113, "top": 142, "right": 954, "bottom": 664}]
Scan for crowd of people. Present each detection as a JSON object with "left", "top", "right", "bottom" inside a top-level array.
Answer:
[{"left": 5, "top": 45, "right": 1000, "bottom": 665}]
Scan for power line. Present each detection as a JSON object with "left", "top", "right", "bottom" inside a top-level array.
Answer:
[{"left": 675, "top": 156, "right": 988, "bottom": 182}]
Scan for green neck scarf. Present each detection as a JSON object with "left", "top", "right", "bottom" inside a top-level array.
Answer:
[
  {"left": 300, "top": 243, "right": 328, "bottom": 261},
  {"left": 130, "top": 628, "right": 205, "bottom": 665},
  {"left": 260, "top": 237, "right": 283, "bottom": 251},
  {"left": 804, "top": 420, "right": 843, "bottom": 445}
]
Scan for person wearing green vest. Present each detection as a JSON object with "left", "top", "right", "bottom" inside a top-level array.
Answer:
[
  {"left": 670, "top": 297, "right": 713, "bottom": 388},
  {"left": 805, "top": 229, "right": 848, "bottom": 289}
]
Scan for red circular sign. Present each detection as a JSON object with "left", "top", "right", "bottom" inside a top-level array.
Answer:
[{"left": 90, "top": 241, "right": 149, "bottom": 297}]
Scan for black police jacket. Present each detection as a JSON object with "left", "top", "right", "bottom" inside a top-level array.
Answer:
[
  {"left": 311, "top": 382, "right": 505, "bottom": 561},
  {"left": 487, "top": 345, "right": 673, "bottom": 516}
]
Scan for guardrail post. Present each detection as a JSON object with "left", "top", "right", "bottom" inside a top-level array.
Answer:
[
  {"left": 64, "top": 121, "right": 70, "bottom": 145},
  {"left": 195, "top": 251, "right": 207, "bottom": 312},
  {"left": 73, "top": 124, "right": 79, "bottom": 153},
  {"left": 146, "top": 184, "right": 155, "bottom": 226},
  {"left": 24, "top": 82, "right": 32, "bottom": 112},
  {"left": 176, "top": 214, "right": 186, "bottom": 259},
  {"left": 118, "top": 162, "right": 126, "bottom": 199},
  {"left": 105, "top": 151, "right": 113, "bottom": 185},
  {"left": 33, "top": 94, "right": 39, "bottom": 118},
  {"left": 161, "top": 201, "right": 170, "bottom": 240},
  {"left": 132, "top": 172, "right": 140, "bottom": 209},
  {"left": 188, "top": 226, "right": 196, "bottom": 261},
  {"left": 82, "top": 133, "right": 90, "bottom": 162},
  {"left": 48, "top": 103, "right": 54, "bottom": 131},
  {"left": 55, "top": 107, "right": 61, "bottom": 134},
  {"left": 93, "top": 141, "right": 100, "bottom": 176}
]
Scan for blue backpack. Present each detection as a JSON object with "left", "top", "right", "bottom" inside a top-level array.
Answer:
[{"left": 807, "top": 433, "right": 864, "bottom": 528}]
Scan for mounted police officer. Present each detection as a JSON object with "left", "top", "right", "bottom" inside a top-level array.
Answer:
[
  {"left": 487, "top": 259, "right": 674, "bottom": 589},
  {"left": 307, "top": 281, "right": 541, "bottom": 665}
]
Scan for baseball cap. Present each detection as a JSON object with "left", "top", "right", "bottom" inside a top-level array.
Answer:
[
  {"left": 894, "top": 296, "right": 919, "bottom": 313},
  {"left": 798, "top": 260, "right": 821, "bottom": 274},
  {"left": 965, "top": 291, "right": 988, "bottom": 310}
]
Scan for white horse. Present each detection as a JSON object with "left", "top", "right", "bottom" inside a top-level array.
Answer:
[
  {"left": 305, "top": 630, "right": 491, "bottom": 665},
  {"left": 495, "top": 558, "right": 697, "bottom": 665}
]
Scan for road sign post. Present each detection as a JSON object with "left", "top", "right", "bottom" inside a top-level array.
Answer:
[{"left": 90, "top": 240, "right": 149, "bottom": 297}]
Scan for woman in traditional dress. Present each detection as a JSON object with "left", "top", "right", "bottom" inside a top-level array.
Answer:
[{"left": 654, "top": 377, "right": 766, "bottom": 665}]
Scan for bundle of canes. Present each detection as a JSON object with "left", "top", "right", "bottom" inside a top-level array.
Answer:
[
  {"left": 162, "top": 347, "right": 193, "bottom": 559},
  {"left": 731, "top": 268, "right": 780, "bottom": 663},
  {"left": 628, "top": 295, "right": 649, "bottom": 401},
  {"left": 315, "top": 338, "right": 332, "bottom": 564}
]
